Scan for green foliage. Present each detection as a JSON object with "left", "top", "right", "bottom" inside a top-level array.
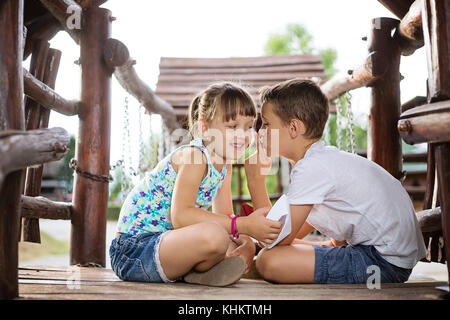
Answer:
[
  {"left": 264, "top": 23, "right": 337, "bottom": 80},
  {"left": 56, "top": 135, "right": 76, "bottom": 195}
]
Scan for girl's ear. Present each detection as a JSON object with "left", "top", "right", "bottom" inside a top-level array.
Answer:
[{"left": 288, "top": 119, "right": 307, "bottom": 139}]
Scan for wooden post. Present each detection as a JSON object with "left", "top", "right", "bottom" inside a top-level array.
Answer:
[
  {"left": 71, "top": 6, "right": 112, "bottom": 267},
  {"left": 23, "top": 46, "right": 62, "bottom": 243},
  {"left": 422, "top": 0, "right": 450, "bottom": 102},
  {"left": 367, "top": 18, "right": 403, "bottom": 179},
  {"left": 0, "top": 0, "right": 24, "bottom": 300},
  {"left": 434, "top": 143, "right": 450, "bottom": 277},
  {"left": 22, "top": 40, "right": 49, "bottom": 243}
]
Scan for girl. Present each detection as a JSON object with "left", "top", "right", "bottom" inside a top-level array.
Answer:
[{"left": 110, "top": 82, "right": 282, "bottom": 286}]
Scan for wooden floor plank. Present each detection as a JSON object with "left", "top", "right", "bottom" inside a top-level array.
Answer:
[{"left": 15, "top": 265, "right": 448, "bottom": 300}]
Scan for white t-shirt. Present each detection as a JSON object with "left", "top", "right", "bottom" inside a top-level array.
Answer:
[{"left": 287, "top": 141, "right": 427, "bottom": 269}]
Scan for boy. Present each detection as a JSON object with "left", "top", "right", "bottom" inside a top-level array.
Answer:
[{"left": 244, "top": 78, "right": 427, "bottom": 284}]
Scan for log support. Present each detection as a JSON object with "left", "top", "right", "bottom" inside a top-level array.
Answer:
[
  {"left": 434, "top": 144, "right": 450, "bottom": 276},
  {"left": 422, "top": 0, "right": 450, "bottom": 102},
  {"left": 23, "top": 67, "right": 80, "bottom": 116},
  {"left": 39, "top": 0, "right": 81, "bottom": 44},
  {"left": 0, "top": 0, "right": 24, "bottom": 300},
  {"left": 22, "top": 40, "right": 50, "bottom": 243},
  {"left": 367, "top": 17, "right": 403, "bottom": 179},
  {"left": 21, "top": 195, "right": 72, "bottom": 220},
  {"left": 71, "top": 6, "right": 112, "bottom": 267}
]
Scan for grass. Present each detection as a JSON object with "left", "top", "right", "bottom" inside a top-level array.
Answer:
[{"left": 19, "top": 231, "right": 69, "bottom": 262}]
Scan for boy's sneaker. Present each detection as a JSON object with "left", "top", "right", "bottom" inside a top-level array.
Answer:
[{"left": 183, "top": 256, "right": 246, "bottom": 287}]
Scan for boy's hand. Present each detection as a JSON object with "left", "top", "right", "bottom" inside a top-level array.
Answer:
[
  {"left": 244, "top": 132, "right": 271, "bottom": 178},
  {"left": 226, "top": 236, "right": 256, "bottom": 273},
  {"left": 239, "top": 207, "right": 281, "bottom": 243}
]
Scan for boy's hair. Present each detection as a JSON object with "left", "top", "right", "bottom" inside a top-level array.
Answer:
[
  {"left": 188, "top": 82, "right": 256, "bottom": 138},
  {"left": 259, "top": 78, "right": 329, "bottom": 139}
]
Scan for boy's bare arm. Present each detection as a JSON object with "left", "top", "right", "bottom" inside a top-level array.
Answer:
[{"left": 277, "top": 204, "right": 313, "bottom": 246}]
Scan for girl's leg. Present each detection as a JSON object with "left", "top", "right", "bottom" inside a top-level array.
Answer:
[
  {"left": 255, "top": 244, "right": 315, "bottom": 283},
  {"left": 159, "top": 221, "right": 231, "bottom": 281}
]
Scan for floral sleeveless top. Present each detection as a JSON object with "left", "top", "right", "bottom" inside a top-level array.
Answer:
[{"left": 116, "top": 138, "right": 228, "bottom": 235}]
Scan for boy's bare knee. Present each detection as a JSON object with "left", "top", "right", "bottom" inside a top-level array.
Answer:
[{"left": 255, "top": 248, "right": 279, "bottom": 282}]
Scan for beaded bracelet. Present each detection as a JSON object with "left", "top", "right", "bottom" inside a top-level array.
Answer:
[{"left": 230, "top": 214, "right": 239, "bottom": 239}]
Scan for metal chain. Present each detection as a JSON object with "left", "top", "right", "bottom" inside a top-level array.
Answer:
[
  {"left": 344, "top": 91, "right": 357, "bottom": 153},
  {"left": 158, "top": 120, "right": 165, "bottom": 162},
  {"left": 69, "top": 158, "right": 113, "bottom": 183},
  {"left": 336, "top": 96, "right": 344, "bottom": 150},
  {"left": 323, "top": 115, "right": 331, "bottom": 146},
  {"left": 138, "top": 105, "right": 146, "bottom": 178}
]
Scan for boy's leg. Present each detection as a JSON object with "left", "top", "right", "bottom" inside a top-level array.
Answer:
[
  {"left": 158, "top": 221, "right": 232, "bottom": 280},
  {"left": 256, "top": 244, "right": 315, "bottom": 283}
]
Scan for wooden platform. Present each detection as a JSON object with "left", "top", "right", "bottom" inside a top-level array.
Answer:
[{"left": 16, "top": 265, "right": 448, "bottom": 300}]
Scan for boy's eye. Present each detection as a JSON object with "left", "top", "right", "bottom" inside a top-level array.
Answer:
[{"left": 227, "top": 125, "right": 237, "bottom": 129}]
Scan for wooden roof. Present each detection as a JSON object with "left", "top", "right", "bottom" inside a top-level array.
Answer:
[{"left": 155, "top": 55, "right": 326, "bottom": 116}]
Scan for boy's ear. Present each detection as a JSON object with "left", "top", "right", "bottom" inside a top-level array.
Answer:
[
  {"left": 288, "top": 119, "right": 306, "bottom": 139},
  {"left": 197, "top": 119, "right": 208, "bottom": 137}
]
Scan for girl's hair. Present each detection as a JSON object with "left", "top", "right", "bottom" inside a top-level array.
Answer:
[{"left": 188, "top": 82, "right": 257, "bottom": 138}]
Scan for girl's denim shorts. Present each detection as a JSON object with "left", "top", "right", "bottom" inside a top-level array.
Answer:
[
  {"left": 109, "top": 231, "right": 175, "bottom": 283},
  {"left": 312, "top": 244, "right": 412, "bottom": 284}
]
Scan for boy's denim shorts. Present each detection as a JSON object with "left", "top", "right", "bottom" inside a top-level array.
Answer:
[
  {"left": 109, "top": 231, "right": 175, "bottom": 283},
  {"left": 312, "top": 244, "right": 412, "bottom": 284}
]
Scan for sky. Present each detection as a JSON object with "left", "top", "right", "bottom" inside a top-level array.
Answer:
[{"left": 36, "top": 0, "right": 429, "bottom": 167}]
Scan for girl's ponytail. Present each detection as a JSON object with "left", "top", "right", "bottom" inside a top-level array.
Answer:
[{"left": 188, "top": 94, "right": 202, "bottom": 138}]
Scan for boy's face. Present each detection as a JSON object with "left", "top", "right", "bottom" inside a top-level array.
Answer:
[{"left": 259, "top": 102, "right": 290, "bottom": 158}]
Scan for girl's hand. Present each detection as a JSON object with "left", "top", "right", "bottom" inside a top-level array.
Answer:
[
  {"left": 226, "top": 236, "right": 256, "bottom": 273},
  {"left": 239, "top": 207, "right": 281, "bottom": 243},
  {"left": 244, "top": 132, "right": 271, "bottom": 179}
]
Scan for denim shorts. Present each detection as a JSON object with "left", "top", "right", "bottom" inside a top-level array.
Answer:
[
  {"left": 109, "top": 231, "right": 174, "bottom": 283},
  {"left": 312, "top": 244, "right": 412, "bottom": 284}
]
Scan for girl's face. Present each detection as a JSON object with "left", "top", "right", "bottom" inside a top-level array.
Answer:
[{"left": 201, "top": 113, "right": 255, "bottom": 162}]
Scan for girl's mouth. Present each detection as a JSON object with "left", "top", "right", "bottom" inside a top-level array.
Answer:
[{"left": 230, "top": 142, "right": 245, "bottom": 151}]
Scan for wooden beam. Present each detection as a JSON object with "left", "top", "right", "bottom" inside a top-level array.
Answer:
[
  {"left": 417, "top": 207, "right": 442, "bottom": 232},
  {"left": 20, "top": 195, "right": 72, "bottom": 220},
  {"left": 367, "top": 18, "right": 403, "bottom": 179},
  {"left": 71, "top": 6, "right": 112, "bottom": 267},
  {"left": 23, "top": 13, "right": 61, "bottom": 60},
  {"left": 0, "top": 0, "right": 24, "bottom": 300},
  {"left": 22, "top": 40, "right": 50, "bottom": 243},
  {"left": 114, "top": 58, "right": 181, "bottom": 133},
  {"left": 434, "top": 143, "right": 450, "bottom": 283},
  {"left": 320, "top": 52, "right": 379, "bottom": 101},
  {"left": 0, "top": 128, "right": 70, "bottom": 187},
  {"left": 23, "top": 67, "right": 80, "bottom": 115},
  {"left": 76, "top": 0, "right": 107, "bottom": 9},
  {"left": 39, "top": 0, "right": 81, "bottom": 44},
  {"left": 103, "top": 38, "right": 129, "bottom": 71},
  {"left": 422, "top": 0, "right": 450, "bottom": 102},
  {"left": 401, "top": 95, "right": 427, "bottom": 113},
  {"left": 393, "top": 0, "right": 424, "bottom": 56},
  {"left": 377, "top": 0, "right": 414, "bottom": 19},
  {"left": 398, "top": 100, "right": 450, "bottom": 144}
]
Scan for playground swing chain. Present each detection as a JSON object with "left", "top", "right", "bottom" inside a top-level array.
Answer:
[{"left": 326, "top": 91, "right": 356, "bottom": 154}]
